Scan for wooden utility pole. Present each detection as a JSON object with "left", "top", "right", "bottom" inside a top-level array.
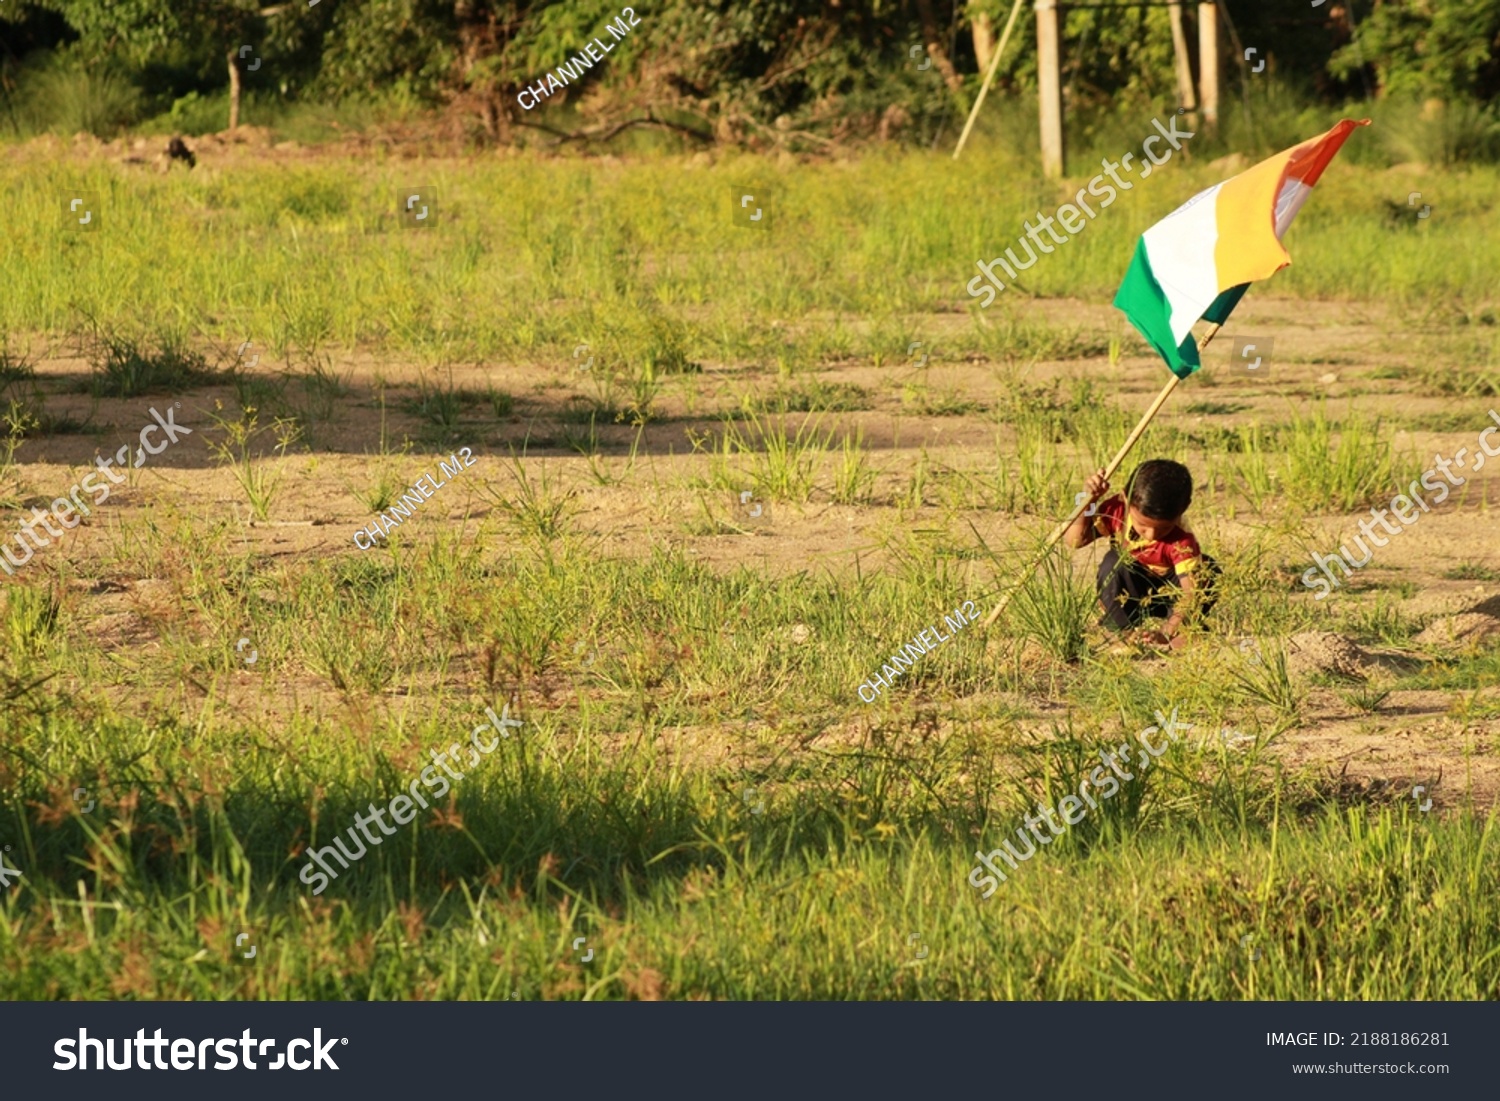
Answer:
[
  {"left": 1197, "top": 2, "right": 1220, "bottom": 134},
  {"left": 1035, "top": 0, "right": 1064, "bottom": 178},
  {"left": 1167, "top": 2, "right": 1197, "bottom": 118}
]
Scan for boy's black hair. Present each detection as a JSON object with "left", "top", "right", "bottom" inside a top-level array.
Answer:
[{"left": 1127, "top": 459, "right": 1193, "bottom": 521}]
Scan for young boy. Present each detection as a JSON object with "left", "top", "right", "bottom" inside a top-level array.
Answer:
[{"left": 1063, "top": 458, "right": 1216, "bottom": 650}]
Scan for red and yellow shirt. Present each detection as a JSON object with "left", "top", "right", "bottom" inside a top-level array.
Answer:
[{"left": 1091, "top": 494, "right": 1202, "bottom": 578}]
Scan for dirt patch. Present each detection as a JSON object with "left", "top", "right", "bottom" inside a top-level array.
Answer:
[
  {"left": 5, "top": 278, "right": 1498, "bottom": 812},
  {"left": 1416, "top": 612, "right": 1500, "bottom": 648},
  {"left": 1286, "top": 631, "right": 1374, "bottom": 680}
]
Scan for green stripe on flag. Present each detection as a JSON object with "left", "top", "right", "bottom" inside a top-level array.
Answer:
[
  {"left": 1112, "top": 239, "right": 1200, "bottom": 379},
  {"left": 1203, "top": 282, "right": 1251, "bottom": 326}
]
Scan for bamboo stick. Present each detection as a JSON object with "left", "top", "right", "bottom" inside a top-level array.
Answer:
[{"left": 952, "top": 0, "right": 1027, "bottom": 160}]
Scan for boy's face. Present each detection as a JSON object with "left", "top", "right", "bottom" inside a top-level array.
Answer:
[{"left": 1126, "top": 504, "right": 1179, "bottom": 542}]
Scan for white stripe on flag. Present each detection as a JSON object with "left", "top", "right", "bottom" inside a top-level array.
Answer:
[
  {"left": 1273, "top": 178, "right": 1314, "bottom": 239},
  {"left": 1141, "top": 182, "right": 1224, "bottom": 348}
]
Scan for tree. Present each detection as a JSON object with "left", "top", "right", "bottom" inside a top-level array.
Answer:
[
  {"left": 970, "top": 1, "right": 996, "bottom": 76},
  {"left": 28, "top": 0, "right": 324, "bottom": 132},
  {"left": 1330, "top": 0, "right": 1500, "bottom": 102}
]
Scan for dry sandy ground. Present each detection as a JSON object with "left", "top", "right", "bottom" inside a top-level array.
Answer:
[{"left": 6, "top": 285, "right": 1499, "bottom": 813}]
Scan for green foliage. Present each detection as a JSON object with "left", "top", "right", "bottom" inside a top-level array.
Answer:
[
  {"left": 1331, "top": 0, "right": 1500, "bottom": 102},
  {"left": 0, "top": 54, "right": 144, "bottom": 137},
  {"left": 725, "top": 411, "right": 831, "bottom": 503},
  {"left": 203, "top": 403, "right": 304, "bottom": 521},
  {"left": 2, "top": 147, "right": 1499, "bottom": 373},
  {"left": 314, "top": 0, "right": 457, "bottom": 102},
  {"left": 1229, "top": 643, "right": 1303, "bottom": 725},
  {"left": 831, "top": 427, "right": 876, "bottom": 505},
  {"left": 155, "top": 90, "right": 229, "bottom": 136},
  {"left": 1373, "top": 96, "right": 1500, "bottom": 166},
  {"left": 485, "top": 453, "right": 577, "bottom": 541},
  {"left": 1, "top": 582, "right": 62, "bottom": 659},
  {"left": 5, "top": 0, "right": 1500, "bottom": 149}
]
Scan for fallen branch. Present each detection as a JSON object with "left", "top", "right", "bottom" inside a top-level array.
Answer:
[
  {"left": 515, "top": 110, "right": 712, "bottom": 147},
  {"left": 740, "top": 115, "right": 839, "bottom": 150}
]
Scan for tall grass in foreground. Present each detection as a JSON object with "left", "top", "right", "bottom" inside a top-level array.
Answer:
[
  {"left": 1003, "top": 546, "right": 1095, "bottom": 663},
  {"left": 1, "top": 692, "right": 1495, "bottom": 1000},
  {"left": 0, "top": 506, "right": 1496, "bottom": 1000}
]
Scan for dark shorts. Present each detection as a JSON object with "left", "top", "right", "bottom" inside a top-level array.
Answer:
[{"left": 1095, "top": 547, "right": 1219, "bottom": 631}]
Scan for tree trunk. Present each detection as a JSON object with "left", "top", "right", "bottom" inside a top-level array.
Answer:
[
  {"left": 916, "top": 0, "right": 966, "bottom": 100},
  {"left": 970, "top": 2, "right": 996, "bottom": 75},
  {"left": 228, "top": 49, "right": 243, "bottom": 132}
]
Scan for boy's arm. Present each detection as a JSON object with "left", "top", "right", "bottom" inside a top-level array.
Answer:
[
  {"left": 1063, "top": 468, "right": 1110, "bottom": 549},
  {"left": 1158, "top": 539, "right": 1207, "bottom": 648},
  {"left": 1162, "top": 572, "right": 1195, "bottom": 647},
  {"left": 1062, "top": 510, "right": 1096, "bottom": 549}
]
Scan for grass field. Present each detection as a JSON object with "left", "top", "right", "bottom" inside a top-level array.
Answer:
[{"left": 1, "top": 126, "right": 1499, "bottom": 1000}]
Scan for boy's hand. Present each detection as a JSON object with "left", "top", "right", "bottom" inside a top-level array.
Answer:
[{"left": 1064, "top": 468, "right": 1110, "bottom": 548}]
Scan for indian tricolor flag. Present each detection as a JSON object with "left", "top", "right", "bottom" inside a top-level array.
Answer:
[{"left": 1114, "top": 118, "right": 1370, "bottom": 378}]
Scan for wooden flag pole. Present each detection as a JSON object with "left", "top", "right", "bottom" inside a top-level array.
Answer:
[
  {"left": 952, "top": 0, "right": 1027, "bottom": 161},
  {"left": 980, "top": 322, "right": 1223, "bottom": 630}
]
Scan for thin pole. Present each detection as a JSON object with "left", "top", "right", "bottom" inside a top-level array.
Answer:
[
  {"left": 1167, "top": 1, "right": 1198, "bottom": 118},
  {"left": 1197, "top": 2, "right": 1220, "bottom": 134},
  {"left": 952, "top": 0, "right": 1027, "bottom": 161},
  {"left": 980, "top": 322, "right": 1222, "bottom": 630},
  {"left": 1035, "top": 0, "right": 1065, "bottom": 178}
]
